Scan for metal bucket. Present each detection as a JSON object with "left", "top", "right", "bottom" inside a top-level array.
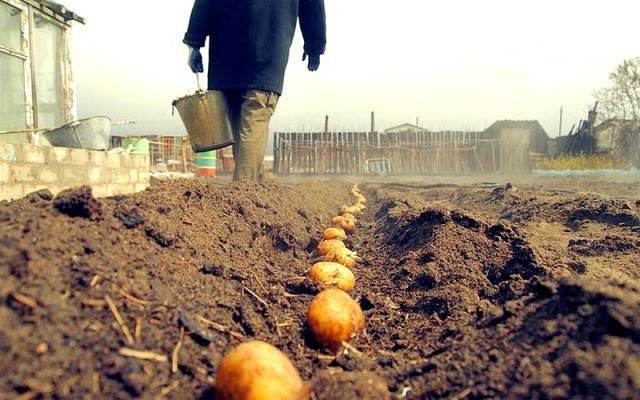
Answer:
[
  {"left": 173, "top": 90, "right": 234, "bottom": 153},
  {"left": 44, "top": 117, "right": 112, "bottom": 150}
]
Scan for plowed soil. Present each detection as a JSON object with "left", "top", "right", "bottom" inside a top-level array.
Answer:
[{"left": 1, "top": 178, "right": 639, "bottom": 399}]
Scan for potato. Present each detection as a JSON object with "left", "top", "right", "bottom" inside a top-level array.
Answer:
[
  {"left": 322, "top": 227, "right": 347, "bottom": 241},
  {"left": 341, "top": 205, "right": 362, "bottom": 215},
  {"left": 307, "top": 289, "right": 365, "bottom": 351},
  {"left": 309, "top": 262, "right": 356, "bottom": 291},
  {"left": 331, "top": 216, "right": 356, "bottom": 234},
  {"left": 323, "top": 247, "right": 360, "bottom": 269},
  {"left": 355, "top": 194, "right": 367, "bottom": 204},
  {"left": 339, "top": 212, "right": 357, "bottom": 223},
  {"left": 317, "top": 239, "right": 347, "bottom": 256},
  {"left": 215, "top": 341, "right": 305, "bottom": 400}
]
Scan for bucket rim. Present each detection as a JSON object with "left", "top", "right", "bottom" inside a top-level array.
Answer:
[
  {"left": 172, "top": 90, "right": 217, "bottom": 107},
  {"left": 44, "top": 116, "right": 112, "bottom": 134},
  {"left": 192, "top": 140, "right": 234, "bottom": 153}
]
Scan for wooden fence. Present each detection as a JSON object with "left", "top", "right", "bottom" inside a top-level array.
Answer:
[{"left": 273, "top": 131, "right": 501, "bottom": 175}]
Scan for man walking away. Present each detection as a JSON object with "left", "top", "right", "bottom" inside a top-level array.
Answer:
[{"left": 183, "top": 0, "right": 326, "bottom": 181}]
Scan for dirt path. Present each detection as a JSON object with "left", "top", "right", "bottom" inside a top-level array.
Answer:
[{"left": 1, "top": 179, "right": 639, "bottom": 399}]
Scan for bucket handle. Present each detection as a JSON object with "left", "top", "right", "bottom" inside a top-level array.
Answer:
[
  {"left": 195, "top": 73, "right": 203, "bottom": 92},
  {"left": 171, "top": 73, "right": 206, "bottom": 116}
]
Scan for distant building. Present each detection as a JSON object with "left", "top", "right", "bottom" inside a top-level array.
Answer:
[
  {"left": 593, "top": 119, "right": 640, "bottom": 166},
  {"left": 483, "top": 120, "right": 550, "bottom": 174},
  {"left": 593, "top": 119, "right": 638, "bottom": 153},
  {"left": 483, "top": 120, "right": 549, "bottom": 155},
  {"left": 384, "top": 123, "right": 428, "bottom": 134},
  {"left": 551, "top": 116, "right": 639, "bottom": 166},
  {"left": 0, "top": 0, "right": 84, "bottom": 134}
]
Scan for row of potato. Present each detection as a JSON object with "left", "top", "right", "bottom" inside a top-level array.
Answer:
[{"left": 213, "top": 185, "right": 369, "bottom": 400}]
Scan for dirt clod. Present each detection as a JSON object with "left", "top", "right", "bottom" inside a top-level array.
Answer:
[
  {"left": 53, "top": 186, "right": 103, "bottom": 220},
  {"left": 114, "top": 207, "right": 145, "bottom": 229},
  {"left": 310, "top": 370, "right": 391, "bottom": 400},
  {"left": 25, "top": 189, "right": 54, "bottom": 203}
]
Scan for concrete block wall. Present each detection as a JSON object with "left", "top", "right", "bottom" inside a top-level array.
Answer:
[{"left": 0, "top": 141, "right": 150, "bottom": 201}]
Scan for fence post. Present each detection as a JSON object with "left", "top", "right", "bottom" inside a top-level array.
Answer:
[{"left": 181, "top": 138, "right": 188, "bottom": 173}]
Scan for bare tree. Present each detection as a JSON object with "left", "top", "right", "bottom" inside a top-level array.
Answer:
[
  {"left": 593, "top": 58, "right": 640, "bottom": 167},
  {"left": 594, "top": 57, "right": 640, "bottom": 123}
]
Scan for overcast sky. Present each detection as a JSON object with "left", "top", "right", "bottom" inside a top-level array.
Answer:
[{"left": 63, "top": 0, "right": 640, "bottom": 137}]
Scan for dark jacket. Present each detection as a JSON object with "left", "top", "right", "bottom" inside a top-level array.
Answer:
[{"left": 184, "top": 0, "right": 326, "bottom": 95}]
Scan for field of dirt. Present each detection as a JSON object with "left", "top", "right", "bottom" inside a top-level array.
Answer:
[{"left": 1, "top": 177, "right": 640, "bottom": 399}]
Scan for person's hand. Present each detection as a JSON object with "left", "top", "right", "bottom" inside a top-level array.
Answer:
[
  {"left": 303, "top": 52, "right": 320, "bottom": 72},
  {"left": 188, "top": 47, "right": 204, "bottom": 73}
]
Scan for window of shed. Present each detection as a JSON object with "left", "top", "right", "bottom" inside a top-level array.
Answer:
[
  {"left": 0, "top": 52, "right": 27, "bottom": 130},
  {"left": 0, "top": 1, "right": 22, "bottom": 52},
  {"left": 34, "top": 13, "right": 65, "bottom": 128}
]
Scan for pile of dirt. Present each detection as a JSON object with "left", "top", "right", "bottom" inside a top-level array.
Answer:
[
  {"left": 0, "top": 180, "right": 351, "bottom": 398},
  {"left": 371, "top": 199, "right": 543, "bottom": 318},
  {"left": 482, "top": 186, "right": 640, "bottom": 230},
  {"left": 350, "top": 183, "right": 640, "bottom": 399},
  {"left": 379, "top": 274, "right": 640, "bottom": 399},
  {"left": 504, "top": 277, "right": 640, "bottom": 398},
  {"left": 569, "top": 235, "right": 640, "bottom": 256}
]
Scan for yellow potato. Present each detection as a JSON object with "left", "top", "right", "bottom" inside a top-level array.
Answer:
[
  {"left": 215, "top": 341, "right": 305, "bottom": 400},
  {"left": 322, "top": 227, "right": 347, "bottom": 241},
  {"left": 317, "top": 239, "right": 347, "bottom": 256},
  {"left": 341, "top": 205, "right": 362, "bottom": 215},
  {"left": 355, "top": 194, "right": 367, "bottom": 204},
  {"left": 307, "top": 289, "right": 365, "bottom": 351},
  {"left": 322, "top": 247, "right": 360, "bottom": 269},
  {"left": 339, "top": 212, "right": 358, "bottom": 223},
  {"left": 331, "top": 216, "right": 356, "bottom": 234},
  {"left": 309, "top": 262, "right": 356, "bottom": 291}
]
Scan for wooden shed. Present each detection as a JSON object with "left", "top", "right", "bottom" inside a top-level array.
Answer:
[
  {"left": 483, "top": 120, "right": 550, "bottom": 174},
  {"left": 0, "top": 0, "right": 84, "bottom": 135},
  {"left": 483, "top": 120, "right": 549, "bottom": 155}
]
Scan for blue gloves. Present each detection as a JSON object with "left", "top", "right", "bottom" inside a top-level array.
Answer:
[
  {"left": 189, "top": 47, "right": 318, "bottom": 73},
  {"left": 188, "top": 47, "right": 204, "bottom": 73},
  {"left": 303, "top": 52, "right": 321, "bottom": 72}
]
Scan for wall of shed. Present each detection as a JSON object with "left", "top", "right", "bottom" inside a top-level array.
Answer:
[
  {"left": 0, "top": 141, "right": 150, "bottom": 201},
  {"left": 499, "top": 129, "right": 531, "bottom": 175},
  {"left": 1, "top": 0, "right": 76, "bottom": 131}
]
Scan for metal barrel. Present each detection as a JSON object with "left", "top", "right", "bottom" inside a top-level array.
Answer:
[
  {"left": 196, "top": 150, "right": 217, "bottom": 177},
  {"left": 172, "top": 91, "right": 234, "bottom": 153}
]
